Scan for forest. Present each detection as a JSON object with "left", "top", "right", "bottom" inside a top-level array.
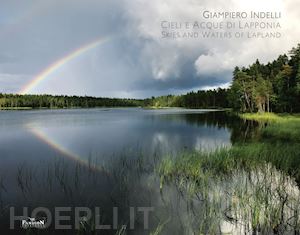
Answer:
[
  {"left": 0, "top": 44, "right": 299, "bottom": 112},
  {"left": 228, "top": 43, "right": 300, "bottom": 113},
  {"left": 0, "top": 94, "right": 143, "bottom": 108}
]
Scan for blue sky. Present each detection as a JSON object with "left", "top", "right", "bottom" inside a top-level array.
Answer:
[{"left": 0, "top": 0, "right": 299, "bottom": 98}]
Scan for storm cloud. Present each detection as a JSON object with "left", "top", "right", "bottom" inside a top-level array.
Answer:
[{"left": 0, "top": 0, "right": 299, "bottom": 98}]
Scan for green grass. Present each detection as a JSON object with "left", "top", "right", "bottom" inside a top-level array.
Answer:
[
  {"left": 263, "top": 122, "right": 300, "bottom": 141},
  {"left": 157, "top": 113, "right": 300, "bottom": 233},
  {"left": 240, "top": 112, "right": 300, "bottom": 123},
  {"left": 159, "top": 143, "right": 300, "bottom": 183},
  {"left": 159, "top": 113, "right": 300, "bottom": 182},
  {"left": 158, "top": 142, "right": 300, "bottom": 234},
  {"left": 240, "top": 112, "right": 300, "bottom": 141}
]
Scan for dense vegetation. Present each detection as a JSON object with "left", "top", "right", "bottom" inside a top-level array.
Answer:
[
  {"left": 0, "top": 94, "right": 143, "bottom": 109},
  {"left": 0, "top": 90, "right": 228, "bottom": 109},
  {"left": 158, "top": 113, "right": 300, "bottom": 233},
  {"left": 228, "top": 44, "right": 300, "bottom": 113},
  {"left": 0, "top": 44, "right": 299, "bottom": 111},
  {"left": 143, "top": 88, "right": 229, "bottom": 109}
]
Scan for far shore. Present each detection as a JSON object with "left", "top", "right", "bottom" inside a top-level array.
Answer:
[{"left": 0, "top": 106, "right": 229, "bottom": 111}]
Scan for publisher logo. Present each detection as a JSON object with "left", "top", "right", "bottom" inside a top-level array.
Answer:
[{"left": 21, "top": 217, "right": 46, "bottom": 229}]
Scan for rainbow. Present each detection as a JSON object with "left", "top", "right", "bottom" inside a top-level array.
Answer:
[
  {"left": 19, "top": 37, "right": 109, "bottom": 94},
  {"left": 28, "top": 126, "right": 107, "bottom": 173}
]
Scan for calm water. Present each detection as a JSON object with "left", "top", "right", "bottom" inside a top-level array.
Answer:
[{"left": 0, "top": 108, "right": 254, "bottom": 234}]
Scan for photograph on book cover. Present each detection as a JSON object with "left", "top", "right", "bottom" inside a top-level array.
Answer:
[{"left": 0, "top": 0, "right": 299, "bottom": 234}]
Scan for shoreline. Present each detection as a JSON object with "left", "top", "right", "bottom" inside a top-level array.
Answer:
[{"left": 0, "top": 106, "right": 230, "bottom": 112}]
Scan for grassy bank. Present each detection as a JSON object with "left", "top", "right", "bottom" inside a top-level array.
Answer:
[
  {"left": 158, "top": 112, "right": 300, "bottom": 233},
  {"left": 241, "top": 112, "right": 300, "bottom": 141},
  {"left": 159, "top": 142, "right": 300, "bottom": 185},
  {"left": 159, "top": 112, "right": 300, "bottom": 181},
  {"left": 240, "top": 112, "right": 300, "bottom": 122}
]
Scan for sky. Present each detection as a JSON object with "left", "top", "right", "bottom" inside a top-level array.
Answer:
[{"left": 0, "top": 0, "right": 299, "bottom": 98}]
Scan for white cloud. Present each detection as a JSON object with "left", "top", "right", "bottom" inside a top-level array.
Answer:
[
  {"left": 195, "top": 50, "right": 236, "bottom": 75},
  {"left": 124, "top": 0, "right": 300, "bottom": 81},
  {"left": 0, "top": 0, "right": 299, "bottom": 97}
]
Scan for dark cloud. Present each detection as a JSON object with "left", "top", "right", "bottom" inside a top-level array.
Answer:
[{"left": 0, "top": 0, "right": 298, "bottom": 97}]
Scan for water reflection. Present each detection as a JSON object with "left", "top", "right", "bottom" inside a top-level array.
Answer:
[
  {"left": 159, "top": 163, "right": 300, "bottom": 234},
  {"left": 0, "top": 108, "right": 260, "bottom": 234}
]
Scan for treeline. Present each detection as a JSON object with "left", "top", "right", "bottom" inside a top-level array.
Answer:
[
  {"left": 0, "top": 94, "right": 143, "bottom": 108},
  {"left": 0, "top": 91, "right": 227, "bottom": 109},
  {"left": 228, "top": 44, "right": 300, "bottom": 113},
  {"left": 144, "top": 89, "right": 229, "bottom": 109}
]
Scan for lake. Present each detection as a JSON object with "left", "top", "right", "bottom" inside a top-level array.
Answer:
[{"left": 1, "top": 108, "right": 296, "bottom": 234}]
